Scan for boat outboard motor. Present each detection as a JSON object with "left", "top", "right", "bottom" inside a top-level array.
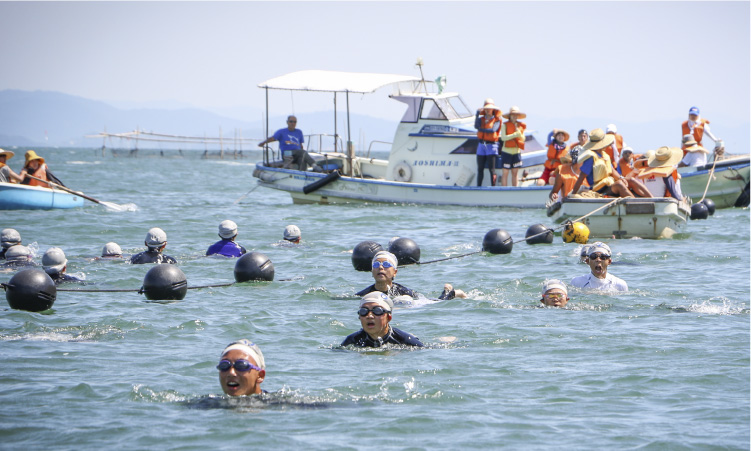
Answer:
[
  {"left": 700, "top": 198, "right": 716, "bottom": 216},
  {"left": 525, "top": 224, "right": 554, "bottom": 244},
  {"left": 2, "top": 269, "right": 57, "bottom": 312},
  {"left": 734, "top": 182, "right": 749, "bottom": 208},
  {"left": 351, "top": 241, "right": 384, "bottom": 272},
  {"left": 388, "top": 237, "right": 420, "bottom": 266},
  {"left": 690, "top": 202, "right": 709, "bottom": 220},
  {"left": 482, "top": 229, "right": 513, "bottom": 254},
  {"left": 140, "top": 265, "right": 188, "bottom": 301},
  {"left": 234, "top": 252, "right": 274, "bottom": 282}
]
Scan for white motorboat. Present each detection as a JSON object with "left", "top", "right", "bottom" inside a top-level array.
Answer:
[
  {"left": 677, "top": 154, "right": 749, "bottom": 208},
  {"left": 252, "top": 69, "right": 551, "bottom": 207},
  {"left": 547, "top": 197, "right": 692, "bottom": 239}
]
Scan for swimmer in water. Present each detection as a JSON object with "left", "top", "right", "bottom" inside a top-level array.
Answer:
[
  {"left": 206, "top": 220, "right": 247, "bottom": 258},
  {"left": 217, "top": 339, "right": 267, "bottom": 396},
  {"left": 540, "top": 279, "right": 569, "bottom": 308},
  {"left": 570, "top": 242, "right": 628, "bottom": 292},
  {"left": 130, "top": 228, "right": 177, "bottom": 265},
  {"left": 100, "top": 242, "right": 123, "bottom": 259},
  {"left": 0, "top": 228, "right": 22, "bottom": 260},
  {"left": 1, "top": 244, "right": 35, "bottom": 269},
  {"left": 579, "top": 244, "right": 593, "bottom": 264},
  {"left": 283, "top": 225, "right": 301, "bottom": 244},
  {"left": 42, "top": 247, "right": 84, "bottom": 284},
  {"left": 341, "top": 292, "right": 424, "bottom": 348}
]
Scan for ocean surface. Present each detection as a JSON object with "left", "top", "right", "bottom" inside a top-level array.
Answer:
[{"left": 1, "top": 147, "right": 749, "bottom": 450}]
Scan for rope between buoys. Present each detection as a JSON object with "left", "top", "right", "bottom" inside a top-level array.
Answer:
[
  {"left": 58, "top": 282, "right": 237, "bottom": 293},
  {"left": 699, "top": 156, "right": 720, "bottom": 202},
  {"left": 512, "top": 197, "right": 622, "bottom": 244}
]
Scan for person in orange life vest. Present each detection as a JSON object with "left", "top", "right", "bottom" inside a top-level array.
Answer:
[
  {"left": 678, "top": 134, "right": 710, "bottom": 168},
  {"left": 473, "top": 99, "right": 502, "bottom": 186},
  {"left": 499, "top": 105, "right": 526, "bottom": 187},
  {"left": 573, "top": 129, "right": 589, "bottom": 149},
  {"left": 604, "top": 124, "right": 625, "bottom": 170},
  {"left": 0, "top": 149, "right": 23, "bottom": 184},
  {"left": 18, "top": 150, "right": 51, "bottom": 187},
  {"left": 616, "top": 147, "right": 636, "bottom": 177},
  {"left": 682, "top": 106, "right": 721, "bottom": 153},
  {"left": 538, "top": 129, "right": 570, "bottom": 186},
  {"left": 632, "top": 147, "right": 684, "bottom": 200},
  {"left": 549, "top": 146, "right": 588, "bottom": 201}
]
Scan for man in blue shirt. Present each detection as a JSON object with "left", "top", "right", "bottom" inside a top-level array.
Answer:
[
  {"left": 206, "top": 220, "right": 247, "bottom": 258},
  {"left": 258, "top": 115, "right": 321, "bottom": 171}
]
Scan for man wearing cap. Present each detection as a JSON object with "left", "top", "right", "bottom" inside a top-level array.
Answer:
[
  {"left": 678, "top": 135, "right": 710, "bottom": 168},
  {"left": 356, "top": 251, "right": 418, "bottom": 298},
  {"left": 341, "top": 292, "right": 424, "bottom": 348},
  {"left": 283, "top": 225, "right": 301, "bottom": 244},
  {"left": 217, "top": 339, "right": 267, "bottom": 396},
  {"left": 633, "top": 147, "right": 684, "bottom": 199},
  {"left": 539, "top": 129, "right": 570, "bottom": 186},
  {"left": 206, "top": 220, "right": 247, "bottom": 257},
  {"left": 258, "top": 115, "right": 322, "bottom": 172},
  {"left": 474, "top": 99, "right": 502, "bottom": 186},
  {"left": 0, "top": 228, "right": 23, "bottom": 260},
  {"left": 43, "top": 247, "right": 84, "bottom": 284},
  {"left": 540, "top": 279, "right": 569, "bottom": 308},
  {"left": 682, "top": 106, "right": 721, "bottom": 151},
  {"left": 130, "top": 227, "right": 177, "bottom": 264},
  {"left": 570, "top": 242, "right": 628, "bottom": 292},
  {"left": 0, "top": 149, "right": 23, "bottom": 184},
  {"left": 499, "top": 106, "right": 527, "bottom": 187}
]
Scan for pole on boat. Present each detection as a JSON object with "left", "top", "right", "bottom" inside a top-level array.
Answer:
[
  {"left": 346, "top": 90, "right": 353, "bottom": 177},
  {"left": 25, "top": 175, "right": 126, "bottom": 211},
  {"left": 334, "top": 92, "right": 338, "bottom": 152}
]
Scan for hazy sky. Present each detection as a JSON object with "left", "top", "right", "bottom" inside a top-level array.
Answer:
[{"left": 1, "top": 1, "right": 749, "bottom": 148}]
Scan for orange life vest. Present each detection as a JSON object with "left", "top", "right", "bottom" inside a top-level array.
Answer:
[
  {"left": 544, "top": 143, "right": 569, "bottom": 170},
  {"left": 612, "top": 134, "right": 624, "bottom": 153},
  {"left": 618, "top": 160, "right": 634, "bottom": 177},
  {"left": 682, "top": 119, "right": 709, "bottom": 145},
  {"left": 22, "top": 164, "right": 49, "bottom": 187},
  {"left": 503, "top": 121, "right": 526, "bottom": 150},
  {"left": 557, "top": 164, "right": 589, "bottom": 197},
  {"left": 476, "top": 112, "right": 502, "bottom": 142}
]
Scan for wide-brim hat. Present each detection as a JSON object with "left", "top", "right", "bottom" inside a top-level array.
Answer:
[
  {"left": 682, "top": 135, "right": 708, "bottom": 154},
  {"left": 24, "top": 150, "right": 44, "bottom": 166},
  {"left": 0, "top": 148, "right": 15, "bottom": 159},
  {"left": 552, "top": 129, "right": 570, "bottom": 142},
  {"left": 481, "top": 98, "right": 500, "bottom": 112},
  {"left": 582, "top": 128, "right": 615, "bottom": 152},
  {"left": 502, "top": 105, "right": 526, "bottom": 119},
  {"left": 648, "top": 146, "right": 683, "bottom": 168}
]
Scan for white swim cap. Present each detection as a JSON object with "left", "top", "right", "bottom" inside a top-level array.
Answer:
[
  {"left": 145, "top": 228, "right": 167, "bottom": 248},
  {"left": 42, "top": 247, "right": 67, "bottom": 274},
  {"left": 221, "top": 339, "right": 265, "bottom": 370},
  {"left": 360, "top": 291, "right": 394, "bottom": 312},
  {"left": 218, "top": 220, "right": 238, "bottom": 239},
  {"left": 101, "top": 242, "right": 122, "bottom": 257}
]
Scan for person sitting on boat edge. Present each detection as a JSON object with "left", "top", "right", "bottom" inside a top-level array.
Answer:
[
  {"left": 18, "top": 150, "right": 51, "bottom": 187},
  {"left": 499, "top": 106, "right": 527, "bottom": 187},
  {"left": 548, "top": 146, "right": 588, "bottom": 202},
  {"left": 474, "top": 98, "right": 502, "bottom": 187},
  {"left": 539, "top": 129, "right": 570, "bottom": 186},
  {"left": 341, "top": 292, "right": 424, "bottom": 348},
  {"left": 130, "top": 227, "right": 177, "bottom": 265},
  {"left": 283, "top": 225, "right": 301, "bottom": 244},
  {"left": 678, "top": 134, "right": 710, "bottom": 168},
  {"left": 540, "top": 279, "right": 569, "bottom": 308},
  {"left": 258, "top": 115, "right": 322, "bottom": 172},
  {"left": 0, "top": 149, "right": 23, "bottom": 184},
  {"left": 218, "top": 339, "right": 267, "bottom": 396},
  {"left": 207, "top": 220, "right": 247, "bottom": 258},
  {"left": 570, "top": 242, "right": 628, "bottom": 292},
  {"left": 631, "top": 147, "right": 684, "bottom": 200},
  {"left": 42, "top": 247, "right": 84, "bottom": 285},
  {"left": 0, "top": 228, "right": 23, "bottom": 260}
]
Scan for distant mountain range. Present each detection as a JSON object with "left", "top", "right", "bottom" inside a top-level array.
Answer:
[{"left": 0, "top": 90, "right": 397, "bottom": 150}]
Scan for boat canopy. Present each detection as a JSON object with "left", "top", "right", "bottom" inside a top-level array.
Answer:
[{"left": 258, "top": 70, "right": 421, "bottom": 94}]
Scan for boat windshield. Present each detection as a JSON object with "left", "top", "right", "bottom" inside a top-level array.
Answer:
[{"left": 420, "top": 96, "right": 473, "bottom": 121}]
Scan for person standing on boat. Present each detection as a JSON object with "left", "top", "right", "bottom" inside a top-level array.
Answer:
[
  {"left": 570, "top": 242, "right": 628, "bottom": 292},
  {"left": 130, "top": 227, "right": 177, "bottom": 264},
  {"left": 258, "top": 115, "right": 321, "bottom": 172},
  {"left": 604, "top": 124, "right": 626, "bottom": 169},
  {"left": 678, "top": 135, "right": 710, "bottom": 168},
  {"left": 474, "top": 99, "right": 502, "bottom": 186},
  {"left": 18, "top": 150, "right": 51, "bottom": 187},
  {"left": 206, "top": 220, "right": 247, "bottom": 258},
  {"left": 0, "top": 149, "right": 23, "bottom": 184},
  {"left": 341, "top": 292, "right": 424, "bottom": 348},
  {"left": 682, "top": 106, "right": 722, "bottom": 153},
  {"left": 499, "top": 106, "right": 526, "bottom": 187},
  {"left": 539, "top": 129, "right": 570, "bottom": 186}
]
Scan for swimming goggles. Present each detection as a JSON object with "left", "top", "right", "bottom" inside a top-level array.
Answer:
[
  {"left": 543, "top": 292, "right": 566, "bottom": 300},
  {"left": 372, "top": 261, "right": 395, "bottom": 269},
  {"left": 358, "top": 306, "right": 391, "bottom": 317},
  {"left": 588, "top": 253, "right": 610, "bottom": 261},
  {"left": 216, "top": 359, "right": 262, "bottom": 372}
]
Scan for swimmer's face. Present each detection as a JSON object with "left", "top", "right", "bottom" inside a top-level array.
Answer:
[
  {"left": 218, "top": 349, "right": 265, "bottom": 397},
  {"left": 371, "top": 258, "right": 396, "bottom": 283},
  {"left": 588, "top": 252, "right": 611, "bottom": 279},
  {"left": 541, "top": 288, "right": 568, "bottom": 308},
  {"left": 359, "top": 301, "right": 391, "bottom": 339}
]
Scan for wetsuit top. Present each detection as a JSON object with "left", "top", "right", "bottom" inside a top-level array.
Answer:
[
  {"left": 0, "top": 248, "right": 6, "bottom": 260},
  {"left": 206, "top": 240, "right": 247, "bottom": 258},
  {"left": 49, "top": 272, "right": 85, "bottom": 285},
  {"left": 340, "top": 327, "right": 424, "bottom": 348},
  {"left": 130, "top": 250, "right": 177, "bottom": 265},
  {"left": 356, "top": 282, "right": 417, "bottom": 298}
]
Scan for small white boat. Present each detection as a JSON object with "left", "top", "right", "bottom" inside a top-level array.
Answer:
[
  {"left": 678, "top": 155, "right": 750, "bottom": 208},
  {"left": 547, "top": 197, "right": 691, "bottom": 239},
  {"left": 0, "top": 182, "right": 84, "bottom": 210},
  {"left": 252, "top": 69, "right": 550, "bottom": 207}
]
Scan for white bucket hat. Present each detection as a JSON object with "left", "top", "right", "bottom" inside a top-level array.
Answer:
[
  {"left": 42, "top": 247, "right": 68, "bottom": 274},
  {"left": 145, "top": 228, "right": 167, "bottom": 248},
  {"left": 218, "top": 220, "right": 238, "bottom": 239},
  {"left": 1, "top": 228, "right": 21, "bottom": 249},
  {"left": 283, "top": 225, "right": 301, "bottom": 241},
  {"left": 101, "top": 242, "right": 122, "bottom": 257}
]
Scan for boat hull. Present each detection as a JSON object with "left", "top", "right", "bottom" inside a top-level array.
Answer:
[
  {"left": 678, "top": 156, "right": 749, "bottom": 208},
  {"left": 549, "top": 197, "right": 690, "bottom": 239},
  {"left": 0, "top": 183, "right": 84, "bottom": 210}
]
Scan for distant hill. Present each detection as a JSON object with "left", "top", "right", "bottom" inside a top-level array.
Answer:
[{"left": 0, "top": 90, "right": 399, "bottom": 151}]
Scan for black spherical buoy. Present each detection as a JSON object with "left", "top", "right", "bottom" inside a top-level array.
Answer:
[
  {"left": 701, "top": 198, "right": 716, "bottom": 216},
  {"left": 234, "top": 252, "right": 274, "bottom": 282},
  {"left": 388, "top": 237, "right": 420, "bottom": 266},
  {"left": 525, "top": 224, "right": 554, "bottom": 245},
  {"left": 482, "top": 229, "right": 513, "bottom": 254},
  {"left": 3, "top": 269, "right": 57, "bottom": 312},
  {"left": 140, "top": 265, "right": 188, "bottom": 300},
  {"left": 690, "top": 202, "right": 709, "bottom": 220},
  {"left": 351, "top": 241, "right": 384, "bottom": 272}
]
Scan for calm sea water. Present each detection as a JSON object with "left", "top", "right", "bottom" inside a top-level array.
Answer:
[{"left": 1, "top": 148, "right": 749, "bottom": 450}]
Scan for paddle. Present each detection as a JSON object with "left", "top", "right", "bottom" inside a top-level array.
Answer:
[{"left": 25, "top": 174, "right": 127, "bottom": 211}]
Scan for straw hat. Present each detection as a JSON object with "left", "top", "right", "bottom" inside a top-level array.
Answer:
[
  {"left": 582, "top": 128, "right": 615, "bottom": 151},
  {"left": 502, "top": 105, "right": 526, "bottom": 119},
  {"left": 552, "top": 129, "right": 570, "bottom": 142},
  {"left": 0, "top": 148, "right": 15, "bottom": 159},
  {"left": 481, "top": 98, "right": 500, "bottom": 112},
  {"left": 24, "top": 150, "right": 44, "bottom": 166},
  {"left": 682, "top": 134, "right": 709, "bottom": 154},
  {"left": 648, "top": 146, "right": 683, "bottom": 168}
]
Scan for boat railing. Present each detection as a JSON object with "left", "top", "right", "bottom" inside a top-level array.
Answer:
[{"left": 365, "top": 140, "right": 392, "bottom": 158}]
